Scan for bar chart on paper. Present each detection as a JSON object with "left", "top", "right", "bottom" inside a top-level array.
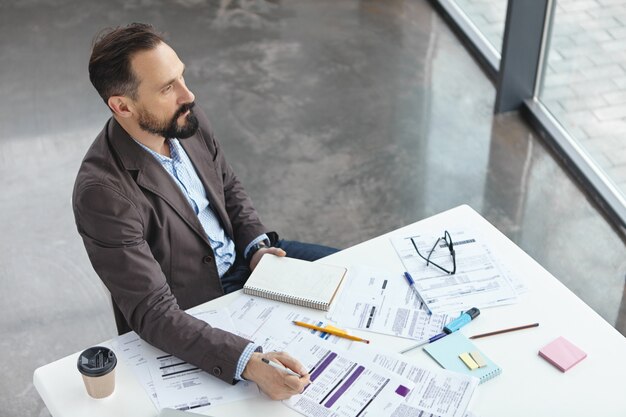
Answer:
[{"left": 284, "top": 334, "right": 414, "bottom": 417}]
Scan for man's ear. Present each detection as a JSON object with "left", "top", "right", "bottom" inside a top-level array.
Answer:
[{"left": 108, "top": 96, "right": 134, "bottom": 118}]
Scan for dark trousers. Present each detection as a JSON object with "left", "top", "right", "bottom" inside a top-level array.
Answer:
[{"left": 221, "top": 240, "right": 340, "bottom": 294}]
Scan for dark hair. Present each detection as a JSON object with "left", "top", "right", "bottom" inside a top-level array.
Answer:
[{"left": 88, "top": 23, "right": 165, "bottom": 106}]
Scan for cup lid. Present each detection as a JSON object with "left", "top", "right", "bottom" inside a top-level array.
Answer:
[{"left": 77, "top": 346, "right": 117, "bottom": 377}]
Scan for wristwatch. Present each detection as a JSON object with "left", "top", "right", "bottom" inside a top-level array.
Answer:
[{"left": 246, "top": 239, "right": 271, "bottom": 263}]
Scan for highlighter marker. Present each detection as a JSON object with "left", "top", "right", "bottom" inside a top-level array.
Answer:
[{"left": 443, "top": 307, "right": 480, "bottom": 334}]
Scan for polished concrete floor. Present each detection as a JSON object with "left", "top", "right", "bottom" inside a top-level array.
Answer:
[{"left": 1, "top": 1, "right": 625, "bottom": 416}]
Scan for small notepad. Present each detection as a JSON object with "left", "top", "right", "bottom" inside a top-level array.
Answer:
[
  {"left": 538, "top": 336, "right": 587, "bottom": 372},
  {"left": 243, "top": 255, "right": 347, "bottom": 311},
  {"left": 424, "top": 332, "right": 502, "bottom": 384}
]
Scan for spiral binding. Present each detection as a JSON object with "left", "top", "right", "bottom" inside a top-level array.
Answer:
[
  {"left": 243, "top": 286, "right": 329, "bottom": 311},
  {"left": 479, "top": 367, "right": 502, "bottom": 384}
]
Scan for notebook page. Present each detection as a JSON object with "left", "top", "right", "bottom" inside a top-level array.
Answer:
[{"left": 245, "top": 255, "right": 347, "bottom": 305}]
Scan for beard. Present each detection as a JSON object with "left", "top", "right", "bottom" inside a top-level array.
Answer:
[{"left": 137, "top": 101, "right": 199, "bottom": 139}]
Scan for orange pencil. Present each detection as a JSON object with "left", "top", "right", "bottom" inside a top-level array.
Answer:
[{"left": 292, "top": 321, "right": 370, "bottom": 344}]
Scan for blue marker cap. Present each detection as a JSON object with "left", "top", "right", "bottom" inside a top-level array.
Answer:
[{"left": 443, "top": 307, "right": 480, "bottom": 334}]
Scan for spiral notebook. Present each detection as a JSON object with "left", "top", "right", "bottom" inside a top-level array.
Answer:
[
  {"left": 243, "top": 255, "right": 347, "bottom": 311},
  {"left": 424, "top": 332, "right": 501, "bottom": 384}
]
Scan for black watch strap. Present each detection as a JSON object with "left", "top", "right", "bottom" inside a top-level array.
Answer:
[{"left": 246, "top": 239, "right": 270, "bottom": 262}]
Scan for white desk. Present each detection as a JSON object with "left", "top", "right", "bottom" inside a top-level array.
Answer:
[{"left": 34, "top": 205, "right": 626, "bottom": 417}]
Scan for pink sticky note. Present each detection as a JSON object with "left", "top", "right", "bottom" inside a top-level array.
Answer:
[{"left": 538, "top": 336, "right": 587, "bottom": 372}]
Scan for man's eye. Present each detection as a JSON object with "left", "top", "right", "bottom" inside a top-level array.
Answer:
[{"left": 163, "top": 85, "right": 172, "bottom": 93}]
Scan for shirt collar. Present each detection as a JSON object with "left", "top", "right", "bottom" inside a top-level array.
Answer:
[{"left": 132, "top": 138, "right": 181, "bottom": 163}]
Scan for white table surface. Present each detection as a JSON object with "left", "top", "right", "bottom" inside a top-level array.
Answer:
[{"left": 34, "top": 205, "right": 626, "bottom": 417}]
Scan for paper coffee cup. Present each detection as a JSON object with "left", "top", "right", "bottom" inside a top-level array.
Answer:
[{"left": 77, "top": 346, "right": 117, "bottom": 399}]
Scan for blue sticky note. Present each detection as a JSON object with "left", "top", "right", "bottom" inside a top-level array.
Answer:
[{"left": 424, "top": 332, "right": 501, "bottom": 384}]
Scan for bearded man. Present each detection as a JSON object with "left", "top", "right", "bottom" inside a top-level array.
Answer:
[{"left": 73, "top": 23, "right": 337, "bottom": 399}]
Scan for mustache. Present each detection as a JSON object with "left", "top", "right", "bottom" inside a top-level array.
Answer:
[{"left": 174, "top": 101, "right": 195, "bottom": 119}]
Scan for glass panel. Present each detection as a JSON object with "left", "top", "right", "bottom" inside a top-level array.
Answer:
[
  {"left": 452, "top": 0, "right": 508, "bottom": 53},
  {"left": 540, "top": 1, "right": 626, "bottom": 200}
]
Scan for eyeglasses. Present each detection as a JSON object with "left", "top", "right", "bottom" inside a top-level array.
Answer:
[{"left": 410, "top": 230, "right": 456, "bottom": 275}]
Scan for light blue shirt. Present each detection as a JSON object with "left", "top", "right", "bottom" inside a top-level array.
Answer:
[
  {"left": 135, "top": 138, "right": 263, "bottom": 379},
  {"left": 137, "top": 138, "right": 236, "bottom": 276}
]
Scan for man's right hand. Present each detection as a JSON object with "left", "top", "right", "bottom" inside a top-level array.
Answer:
[{"left": 242, "top": 351, "right": 310, "bottom": 400}]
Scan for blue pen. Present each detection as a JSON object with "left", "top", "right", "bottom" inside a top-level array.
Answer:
[
  {"left": 400, "top": 332, "right": 447, "bottom": 354},
  {"left": 443, "top": 307, "right": 480, "bottom": 334},
  {"left": 403, "top": 272, "right": 432, "bottom": 315}
]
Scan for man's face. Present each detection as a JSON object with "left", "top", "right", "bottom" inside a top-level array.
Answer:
[
  {"left": 136, "top": 99, "right": 198, "bottom": 140},
  {"left": 130, "top": 42, "right": 198, "bottom": 139}
]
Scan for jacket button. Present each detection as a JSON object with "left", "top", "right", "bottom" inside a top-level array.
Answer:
[
  {"left": 203, "top": 255, "right": 213, "bottom": 264},
  {"left": 212, "top": 366, "right": 222, "bottom": 376}
]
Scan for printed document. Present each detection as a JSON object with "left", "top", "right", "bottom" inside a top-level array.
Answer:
[
  {"left": 348, "top": 343, "right": 478, "bottom": 417},
  {"left": 114, "top": 309, "right": 259, "bottom": 411},
  {"left": 115, "top": 331, "right": 160, "bottom": 408},
  {"left": 391, "top": 406, "right": 479, "bottom": 417},
  {"left": 329, "top": 265, "right": 452, "bottom": 340},
  {"left": 392, "top": 228, "right": 517, "bottom": 313},
  {"left": 115, "top": 295, "right": 479, "bottom": 416},
  {"left": 283, "top": 332, "right": 415, "bottom": 417},
  {"left": 229, "top": 295, "right": 353, "bottom": 351}
]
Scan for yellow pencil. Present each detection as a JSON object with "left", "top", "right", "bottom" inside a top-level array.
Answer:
[{"left": 292, "top": 321, "right": 370, "bottom": 344}]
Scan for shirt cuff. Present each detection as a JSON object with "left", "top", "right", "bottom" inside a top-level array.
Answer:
[
  {"left": 235, "top": 342, "right": 261, "bottom": 381},
  {"left": 243, "top": 233, "right": 270, "bottom": 259}
]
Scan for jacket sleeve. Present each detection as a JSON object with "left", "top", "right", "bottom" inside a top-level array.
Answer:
[
  {"left": 194, "top": 107, "right": 278, "bottom": 250},
  {"left": 73, "top": 183, "right": 250, "bottom": 384}
]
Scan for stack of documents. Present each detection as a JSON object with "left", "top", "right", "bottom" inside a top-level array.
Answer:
[
  {"left": 391, "top": 228, "right": 523, "bottom": 314},
  {"left": 283, "top": 333, "right": 415, "bottom": 417},
  {"left": 230, "top": 296, "right": 480, "bottom": 417},
  {"left": 115, "top": 295, "right": 483, "bottom": 417},
  {"left": 328, "top": 266, "right": 453, "bottom": 340},
  {"left": 114, "top": 309, "right": 259, "bottom": 411}
]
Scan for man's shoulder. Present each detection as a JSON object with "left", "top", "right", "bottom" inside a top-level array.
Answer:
[{"left": 73, "top": 118, "right": 128, "bottom": 196}]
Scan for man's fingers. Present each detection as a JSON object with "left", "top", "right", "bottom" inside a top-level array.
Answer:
[
  {"left": 272, "top": 352, "right": 307, "bottom": 376},
  {"left": 284, "top": 375, "right": 309, "bottom": 392},
  {"left": 250, "top": 248, "right": 286, "bottom": 271},
  {"left": 266, "top": 247, "right": 286, "bottom": 257},
  {"left": 250, "top": 351, "right": 310, "bottom": 400}
]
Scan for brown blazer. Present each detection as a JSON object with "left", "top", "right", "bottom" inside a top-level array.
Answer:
[{"left": 72, "top": 106, "right": 271, "bottom": 383}]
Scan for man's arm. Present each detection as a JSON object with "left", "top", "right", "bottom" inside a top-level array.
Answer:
[
  {"left": 74, "top": 183, "right": 308, "bottom": 397},
  {"left": 74, "top": 183, "right": 250, "bottom": 383}
]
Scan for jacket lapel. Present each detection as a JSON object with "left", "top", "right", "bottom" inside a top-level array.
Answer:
[
  {"left": 107, "top": 118, "right": 212, "bottom": 247},
  {"left": 179, "top": 136, "right": 234, "bottom": 238}
]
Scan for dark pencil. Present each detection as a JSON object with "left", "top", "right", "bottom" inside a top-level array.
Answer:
[{"left": 469, "top": 323, "right": 540, "bottom": 339}]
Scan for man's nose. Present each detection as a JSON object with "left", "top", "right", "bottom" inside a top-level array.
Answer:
[{"left": 178, "top": 83, "right": 195, "bottom": 104}]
